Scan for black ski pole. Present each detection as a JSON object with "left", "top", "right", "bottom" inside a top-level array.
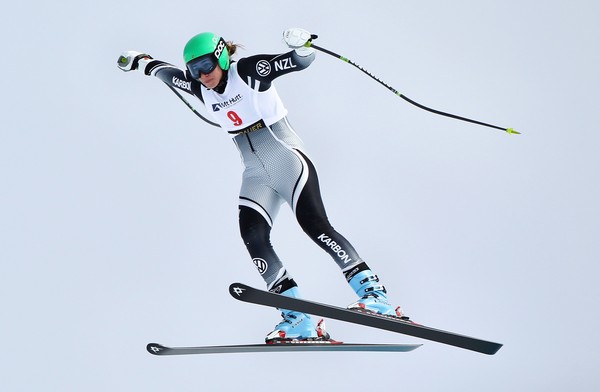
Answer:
[
  {"left": 308, "top": 42, "right": 519, "bottom": 135},
  {"left": 164, "top": 84, "right": 221, "bottom": 128},
  {"left": 118, "top": 53, "right": 220, "bottom": 128}
]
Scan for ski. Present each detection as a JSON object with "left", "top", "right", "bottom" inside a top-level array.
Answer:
[
  {"left": 229, "top": 283, "right": 503, "bottom": 355},
  {"left": 147, "top": 342, "right": 421, "bottom": 355}
]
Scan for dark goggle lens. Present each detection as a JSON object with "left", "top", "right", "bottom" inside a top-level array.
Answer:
[{"left": 187, "top": 55, "right": 218, "bottom": 78}]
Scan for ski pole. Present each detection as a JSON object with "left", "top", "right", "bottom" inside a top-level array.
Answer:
[
  {"left": 164, "top": 83, "right": 221, "bottom": 128},
  {"left": 308, "top": 42, "right": 519, "bottom": 135},
  {"left": 117, "top": 53, "right": 220, "bottom": 128}
]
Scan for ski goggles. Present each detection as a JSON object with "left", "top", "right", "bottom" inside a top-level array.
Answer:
[{"left": 186, "top": 54, "right": 218, "bottom": 79}]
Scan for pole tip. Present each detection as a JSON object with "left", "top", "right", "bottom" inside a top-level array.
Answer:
[{"left": 506, "top": 128, "right": 520, "bottom": 135}]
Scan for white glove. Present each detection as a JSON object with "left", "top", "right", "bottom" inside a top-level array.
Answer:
[
  {"left": 283, "top": 28, "right": 316, "bottom": 56},
  {"left": 117, "top": 50, "right": 153, "bottom": 72}
]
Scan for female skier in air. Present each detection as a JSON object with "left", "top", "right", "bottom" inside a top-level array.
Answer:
[{"left": 118, "top": 28, "right": 407, "bottom": 342}]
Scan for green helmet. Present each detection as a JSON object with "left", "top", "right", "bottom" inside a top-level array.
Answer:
[{"left": 183, "top": 32, "right": 230, "bottom": 75}]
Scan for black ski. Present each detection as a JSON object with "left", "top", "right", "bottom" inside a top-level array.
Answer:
[
  {"left": 229, "top": 283, "right": 503, "bottom": 355},
  {"left": 147, "top": 342, "right": 421, "bottom": 356}
]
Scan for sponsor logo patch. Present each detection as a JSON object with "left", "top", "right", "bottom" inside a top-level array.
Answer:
[
  {"left": 211, "top": 93, "right": 243, "bottom": 111},
  {"left": 172, "top": 76, "right": 191, "bottom": 91},
  {"left": 253, "top": 258, "right": 268, "bottom": 275},
  {"left": 318, "top": 234, "right": 352, "bottom": 264},
  {"left": 256, "top": 60, "right": 271, "bottom": 77}
]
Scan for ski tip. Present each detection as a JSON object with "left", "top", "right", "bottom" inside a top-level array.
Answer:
[
  {"left": 505, "top": 127, "right": 520, "bottom": 135},
  {"left": 229, "top": 282, "right": 249, "bottom": 298},
  {"left": 147, "top": 343, "right": 166, "bottom": 355}
]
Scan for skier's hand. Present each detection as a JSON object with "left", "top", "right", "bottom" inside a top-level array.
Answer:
[
  {"left": 283, "top": 28, "right": 317, "bottom": 56},
  {"left": 117, "top": 50, "right": 153, "bottom": 72}
]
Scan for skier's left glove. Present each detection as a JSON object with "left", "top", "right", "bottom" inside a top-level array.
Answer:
[
  {"left": 117, "top": 50, "right": 153, "bottom": 72},
  {"left": 283, "top": 28, "right": 317, "bottom": 57}
]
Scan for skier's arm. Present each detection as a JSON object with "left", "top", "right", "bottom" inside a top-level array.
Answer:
[
  {"left": 235, "top": 28, "right": 316, "bottom": 92},
  {"left": 236, "top": 51, "right": 313, "bottom": 89},
  {"left": 117, "top": 50, "right": 203, "bottom": 99}
]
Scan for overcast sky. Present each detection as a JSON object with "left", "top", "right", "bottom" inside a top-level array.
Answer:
[{"left": 2, "top": 0, "right": 599, "bottom": 390}]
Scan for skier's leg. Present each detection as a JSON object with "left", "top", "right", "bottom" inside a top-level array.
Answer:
[
  {"left": 293, "top": 153, "right": 406, "bottom": 317},
  {"left": 239, "top": 205, "right": 328, "bottom": 340},
  {"left": 292, "top": 152, "right": 363, "bottom": 269},
  {"left": 238, "top": 205, "right": 289, "bottom": 291}
]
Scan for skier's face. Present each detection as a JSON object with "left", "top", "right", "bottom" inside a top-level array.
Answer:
[
  {"left": 186, "top": 53, "right": 223, "bottom": 89},
  {"left": 199, "top": 66, "right": 222, "bottom": 89}
]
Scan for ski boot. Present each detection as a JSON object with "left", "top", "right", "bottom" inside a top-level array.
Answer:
[
  {"left": 347, "top": 270, "right": 410, "bottom": 320},
  {"left": 265, "top": 287, "right": 331, "bottom": 343}
]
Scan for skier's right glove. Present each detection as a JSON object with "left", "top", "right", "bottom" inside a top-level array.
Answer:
[
  {"left": 283, "top": 28, "right": 317, "bottom": 57},
  {"left": 117, "top": 50, "right": 153, "bottom": 72}
]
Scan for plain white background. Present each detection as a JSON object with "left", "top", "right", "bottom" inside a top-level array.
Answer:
[{"left": 2, "top": 1, "right": 599, "bottom": 390}]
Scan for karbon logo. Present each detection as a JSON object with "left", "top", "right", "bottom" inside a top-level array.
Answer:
[
  {"left": 318, "top": 234, "right": 352, "bottom": 264},
  {"left": 172, "top": 76, "right": 191, "bottom": 91}
]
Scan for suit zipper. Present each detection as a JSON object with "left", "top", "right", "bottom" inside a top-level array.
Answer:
[{"left": 246, "top": 134, "right": 255, "bottom": 152}]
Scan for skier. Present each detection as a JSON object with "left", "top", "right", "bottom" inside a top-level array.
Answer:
[{"left": 118, "top": 28, "right": 408, "bottom": 343}]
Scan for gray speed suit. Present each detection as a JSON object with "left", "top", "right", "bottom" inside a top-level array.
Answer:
[{"left": 145, "top": 49, "right": 371, "bottom": 293}]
